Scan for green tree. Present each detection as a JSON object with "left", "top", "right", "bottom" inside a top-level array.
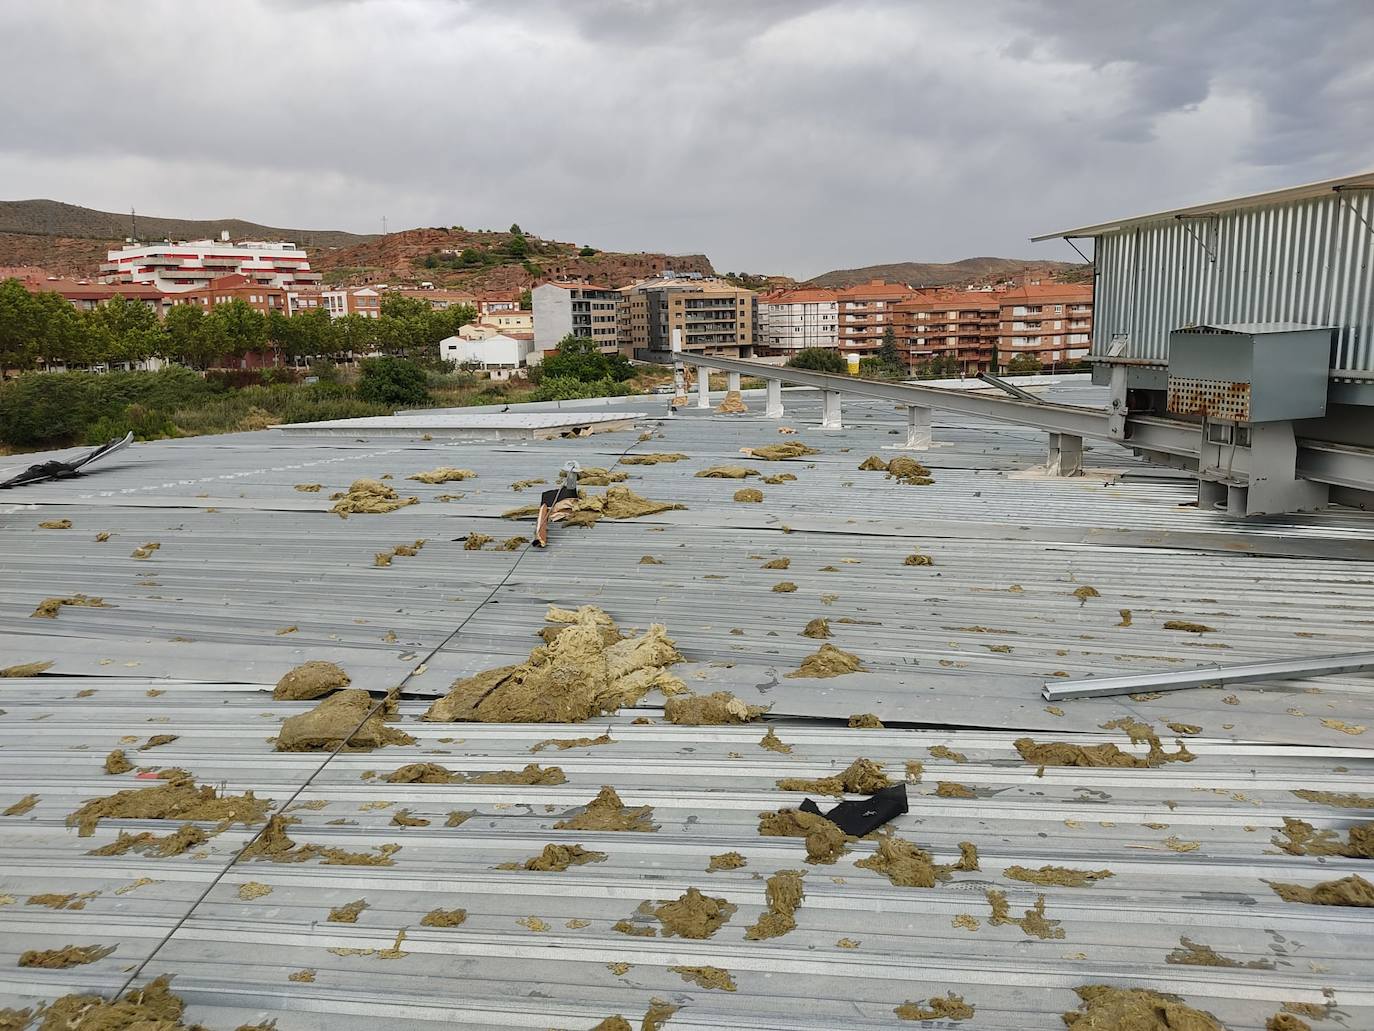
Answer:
[
  {"left": 266, "top": 309, "right": 298, "bottom": 355},
  {"left": 358, "top": 356, "right": 429, "bottom": 407},
  {"left": 579, "top": 246, "right": 597, "bottom": 257},
  {"left": 86, "top": 295, "right": 163, "bottom": 365},
  {"left": 507, "top": 234, "right": 529, "bottom": 260},
  {"left": 915, "top": 354, "right": 960, "bottom": 379},
  {"left": 0, "top": 278, "right": 42, "bottom": 374},
  {"left": 203, "top": 299, "right": 268, "bottom": 367},
  {"left": 372, "top": 315, "right": 413, "bottom": 358},
  {"left": 786, "top": 347, "right": 846, "bottom": 374},
  {"left": 30, "top": 290, "right": 84, "bottom": 368},
  {"left": 290, "top": 307, "right": 339, "bottom": 361},
  {"left": 164, "top": 303, "right": 210, "bottom": 368},
  {"left": 518, "top": 288, "right": 532, "bottom": 310},
  {"left": 379, "top": 293, "right": 433, "bottom": 322},
  {"left": 335, "top": 314, "right": 379, "bottom": 357},
  {"left": 436, "top": 303, "right": 476, "bottom": 340},
  {"left": 877, "top": 325, "right": 902, "bottom": 368},
  {"left": 509, "top": 223, "right": 523, "bottom": 235},
  {"left": 542, "top": 334, "right": 634, "bottom": 383},
  {"left": 1007, "top": 352, "right": 1043, "bottom": 374}
]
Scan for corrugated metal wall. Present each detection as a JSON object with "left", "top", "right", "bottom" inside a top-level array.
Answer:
[{"left": 1093, "top": 189, "right": 1374, "bottom": 371}]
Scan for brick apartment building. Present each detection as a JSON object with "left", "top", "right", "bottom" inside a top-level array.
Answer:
[
  {"left": 169, "top": 273, "right": 288, "bottom": 316},
  {"left": 841, "top": 276, "right": 1094, "bottom": 373},
  {"left": 835, "top": 280, "right": 915, "bottom": 353},
  {"left": 892, "top": 289, "right": 1000, "bottom": 373},
  {"left": 996, "top": 282, "right": 1093, "bottom": 365},
  {"left": 6, "top": 267, "right": 172, "bottom": 316},
  {"left": 618, "top": 275, "right": 756, "bottom": 361},
  {"left": 757, "top": 288, "right": 839, "bottom": 355}
]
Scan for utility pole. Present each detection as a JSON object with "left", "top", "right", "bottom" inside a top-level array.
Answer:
[{"left": 130, "top": 206, "right": 137, "bottom": 241}]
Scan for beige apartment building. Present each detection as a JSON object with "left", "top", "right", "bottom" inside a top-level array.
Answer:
[{"left": 618, "top": 274, "right": 756, "bottom": 361}]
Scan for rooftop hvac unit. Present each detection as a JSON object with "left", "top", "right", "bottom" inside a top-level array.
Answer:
[
  {"left": 1165, "top": 322, "right": 1334, "bottom": 516},
  {"left": 1167, "top": 322, "right": 1331, "bottom": 423}
]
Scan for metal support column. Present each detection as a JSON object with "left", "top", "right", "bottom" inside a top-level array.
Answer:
[
  {"left": 902, "top": 406, "right": 931, "bottom": 449},
  {"left": 669, "top": 328, "right": 687, "bottom": 411},
  {"left": 1197, "top": 478, "right": 1227, "bottom": 510},
  {"left": 1245, "top": 421, "right": 1329, "bottom": 515},
  {"left": 821, "top": 390, "right": 842, "bottom": 429},
  {"left": 1047, "top": 432, "right": 1083, "bottom": 476},
  {"left": 765, "top": 379, "right": 783, "bottom": 419}
]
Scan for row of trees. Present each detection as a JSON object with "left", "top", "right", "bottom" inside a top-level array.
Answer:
[{"left": 0, "top": 279, "right": 476, "bottom": 375}]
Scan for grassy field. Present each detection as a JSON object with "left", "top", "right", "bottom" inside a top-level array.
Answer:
[{"left": 0, "top": 362, "right": 683, "bottom": 454}]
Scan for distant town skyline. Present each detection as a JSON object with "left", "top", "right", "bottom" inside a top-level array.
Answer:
[{"left": 2, "top": 0, "right": 1371, "bottom": 278}]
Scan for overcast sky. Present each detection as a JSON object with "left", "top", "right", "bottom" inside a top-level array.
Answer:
[{"left": 2, "top": 0, "right": 1371, "bottom": 278}]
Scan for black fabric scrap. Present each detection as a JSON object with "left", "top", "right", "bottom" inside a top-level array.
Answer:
[
  {"left": 800, "top": 782, "right": 908, "bottom": 837},
  {"left": 540, "top": 485, "right": 578, "bottom": 507}
]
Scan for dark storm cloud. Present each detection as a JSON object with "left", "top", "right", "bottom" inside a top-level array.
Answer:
[{"left": 0, "top": 0, "right": 1370, "bottom": 277}]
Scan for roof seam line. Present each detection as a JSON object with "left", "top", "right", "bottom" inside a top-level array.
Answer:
[{"left": 110, "top": 425, "right": 653, "bottom": 999}]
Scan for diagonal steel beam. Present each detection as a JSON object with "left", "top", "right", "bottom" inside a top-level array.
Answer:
[{"left": 1043, "top": 651, "right": 1374, "bottom": 702}]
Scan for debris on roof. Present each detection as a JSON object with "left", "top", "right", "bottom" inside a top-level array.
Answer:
[{"left": 4, "top": 383, "right": 1373, "bottom": 1028}]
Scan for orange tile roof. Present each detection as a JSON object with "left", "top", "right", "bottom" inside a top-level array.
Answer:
[
  {"left": 835, "top": 280, "right": 916, "bottom": 300},
  {"left": 22, "top": 278, "right": 170, "bottom": 301},
  {"left": 892, "top": 289, "right": 1000, "bottom": 312},
  {"left": 763, "top": 288, "right": 839, "bottom": 304},
  {"left": 997, "top": 282, "right": 1092, "bottom": 303},
  {"left": 543, "top": 281, "right": 616, "bottom": 292}
]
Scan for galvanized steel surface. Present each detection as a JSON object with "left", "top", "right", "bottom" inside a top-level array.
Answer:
[
  {"left": 1089, "top": 188, "right": 1374, "bottom": 371},
  {"left": 2, "top": 391, "right": 1372, "bottom": 1029}
]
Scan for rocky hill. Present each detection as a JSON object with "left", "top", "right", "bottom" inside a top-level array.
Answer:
[
  {"left": 0, "top": 201, "right": 716, "bottom": 293},
  {"left": 0, "top": 233, "right": 112, "bottom": 277},
  {"left": 806, "top": 256, "right": 1086, "bottom": 289},
  {"left": 312, "top": 227, "right": 715, "bottom": 291},
  {"left": 0, "top": 199, "right": 373, "bottom": 249}
]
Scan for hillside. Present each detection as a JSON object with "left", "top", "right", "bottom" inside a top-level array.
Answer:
[
  {"left": 806, "top": 256, "right": 1086, "bottom": 289},
  {"left": 0, "top": 233, "right": 112, "bottom": 277},
  {"left": 312, "top": 227, "right": 715, "bottom": 291},
  {"left": 0, "top": 199, "right": 374, "bottom": 249}
]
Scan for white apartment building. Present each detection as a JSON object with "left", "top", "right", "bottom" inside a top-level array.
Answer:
[
  {"left": 532, "top": 282, "right": 621, "bottom": 354},
  {"left": 101, "top": 237, "right": 322, "bottom": 293},
  {"left": 757, "top": 288, "right": 840, "bottom": 354},
  {"left": 321, "top": 287, "right": 381, "bottom": 319}
]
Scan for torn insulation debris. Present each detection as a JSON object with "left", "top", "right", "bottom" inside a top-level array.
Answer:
[{"left": 423, "top": 605, "right": 684, "bottom": 723}]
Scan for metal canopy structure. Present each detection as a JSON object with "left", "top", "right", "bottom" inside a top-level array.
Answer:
[
  {"left": 1030, "top": 169, "right": 1374, "bottom": 240},
  {"left": 2, "top": 387, "right": 1372, "bottom": 1029},
  {"left": 670, "top": 352, "right": 1374, "bottom": 509}
]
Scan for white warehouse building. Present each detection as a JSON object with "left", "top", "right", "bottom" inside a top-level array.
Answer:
[{"left": 439, "top": 332, "right": 540, "bottom": 379}]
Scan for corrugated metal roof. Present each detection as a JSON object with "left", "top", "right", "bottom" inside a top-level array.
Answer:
[{"left": 2, "top": 384, "right": 1372, "bottom": 1029}]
